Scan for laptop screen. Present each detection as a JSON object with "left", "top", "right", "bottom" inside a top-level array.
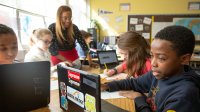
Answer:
[
  {"left": 97, "top": 50, "right": 119, "bottom": 68},
  {"left": 57, "top": 64, "right": 101, "bottom": 112},
  {"left": 0, "top": 61, "right": 50, "bottom": 111}
]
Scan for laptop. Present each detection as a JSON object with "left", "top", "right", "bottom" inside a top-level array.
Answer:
[
  {"left": 57, "top": 64, "right": 128, "bottom": 112},
  {"left": 97, "top": 50, "right": 119, "bottom": 69},
  {"left": 0, "top": 61, "right": 50, "bottom": 111}
]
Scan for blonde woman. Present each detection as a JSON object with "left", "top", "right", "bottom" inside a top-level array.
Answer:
[{"left": 48, "top": 5, "right": 89, "bottom": 67}]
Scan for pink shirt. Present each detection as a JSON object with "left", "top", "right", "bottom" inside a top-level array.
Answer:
[{"left": 121, "top": 58, "right": 151, "bottom": 78}]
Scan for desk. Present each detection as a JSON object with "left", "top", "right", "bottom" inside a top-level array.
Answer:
[
  {"left": 32, "top": 66, "right": 135, "bottom": 112},
  {"left": 190, "top": 56, "right": 200, "bottom": 69}
]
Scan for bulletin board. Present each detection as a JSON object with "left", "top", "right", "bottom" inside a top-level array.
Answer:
[{"left": 127, "top": 14, "right": 200, "bottom": 42}]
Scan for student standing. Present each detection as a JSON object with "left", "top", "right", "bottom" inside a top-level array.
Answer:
[
  {"left": 0, "top": 24, "right": 18, "bottom": 64},
  {"left": 102, "top": 25, "right": 200, "bottom": 112},
  {"left": 48, "top": 5, "right": 89, "bottom": 67},
  {"left": 104, "top": 31, "right": 151, "bottom": 78},
  {"left": 24, "top": 28, "right": 52, "bottom": 62}
]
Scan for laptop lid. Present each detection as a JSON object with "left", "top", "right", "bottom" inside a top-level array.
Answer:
[
  {"left": 57, "top": 64, "right": 128, "bottom": 112},
  {"left": 0, "top": 61, "right": 50, "bottom": 111},
  {"left": 97, "top": 50, "right": 119, "bottom": 69}
]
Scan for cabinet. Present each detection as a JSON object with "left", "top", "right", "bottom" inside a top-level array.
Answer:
[{"left": 87, "top": 28, "right": 100, "bottom": 49}]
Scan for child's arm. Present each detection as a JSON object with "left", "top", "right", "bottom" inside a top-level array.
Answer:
[
  {"left": 103, "top": 71, "right": 153, "bottom": 92},
  {"left": 104, "top": 63, "right": 124, "bottom": 76}
]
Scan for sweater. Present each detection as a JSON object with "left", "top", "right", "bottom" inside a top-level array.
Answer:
[{"left": 107, "top": 65, "right": 200, "bottom": 112}]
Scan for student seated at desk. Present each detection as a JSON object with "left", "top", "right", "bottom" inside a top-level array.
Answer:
[
  {"left": 0, "top": 24, "right": 18, "bottom": 64},
  {"left": 101, "top": 25, "right": 200, "bottom": 112},
  {"left": 24, "top": 28, "right": 52, "bottom": 62},
  {"left": 104, "top": 31, "right": 151, "bottom": 78},
  {"left": 76, "top": 30, "right": 98, "bottom": 67}
]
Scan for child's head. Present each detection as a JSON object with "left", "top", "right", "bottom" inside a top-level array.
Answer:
[
  {"left": 118, "top": 31, "right": 150, "bottom": 76},
  {"left": 0, "top": 24, "right": 18, "bottom": 64},
  {"left": 28, "top": 29, "right": 38, "bottom": 47},
  {"left": 151, "top": 25, "right": 195, "bottom": 79},
  {"left": 80, "top": 30, "right": 92, "bottom": 44},
  {"left": 30, "top": 28, "right": 52, "bottom": 51}
]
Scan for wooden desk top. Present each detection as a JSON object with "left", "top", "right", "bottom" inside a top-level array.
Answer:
[
  {"left": 31, "top": 66, "right": 135, "bottom": 112},
  {"left": 191, "top": 56, "right": 200, "bottom": 62}
]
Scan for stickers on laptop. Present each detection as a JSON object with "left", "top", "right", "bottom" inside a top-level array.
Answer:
[
  {"left": 67, "top": 86, "right": 84, "bottom": 108},
  {"left": 85, "top": 93, "right": 96, "bottom": 112},
  {"left": 60, "top": 82, "right": 68, "bottom": 110},
  {"left": 83, "top": 77, "right": 97, "bottom": 89},
  {"left": 68, "top": 70, "right": 81, "bottom": 87}
]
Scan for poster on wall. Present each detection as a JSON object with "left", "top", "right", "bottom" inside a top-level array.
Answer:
[
  {"left": 19, "top": 11, "right": 45, "bottom": 45},
  {"left": 173, "top": 18, "right": 200, "bottom": 40}
]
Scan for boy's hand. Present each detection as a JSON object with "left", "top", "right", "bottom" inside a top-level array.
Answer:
[
  {"left": 119, "top": 91, "right": 142, "bottom": 100},
  {"left": 101, "top": 83, "right": 109, "bottom": 91}
]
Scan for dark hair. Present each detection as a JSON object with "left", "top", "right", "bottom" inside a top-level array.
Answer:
[
  {"left": 155, "top": 25, "right": 195, "bottom": 56},
  {"left": 80, "top": 30, "right": 92, "bottom": 39},
  {"left": 0, "top": 24, "right": 16, "bottom": 37}
]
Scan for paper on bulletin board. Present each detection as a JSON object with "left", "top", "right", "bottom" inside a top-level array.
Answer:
[
  {"left": 143, "top": 17, "right": 152, "bottom": 25},
  {"left": 135, "top": 24, "right": 143, "bottom": 31},
  {"left": 142, "top": 33, "right": 150, "bottom": 39},
  {"left": 130, "top": 18, "right": 138, "bottom": 24},
  {"left": 115, "top": 16, "right": 123, "bottom": 23}
]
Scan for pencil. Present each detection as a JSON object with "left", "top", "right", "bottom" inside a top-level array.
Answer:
[{"left": 104, "top": 63, "right": 108, "bottom": 70}]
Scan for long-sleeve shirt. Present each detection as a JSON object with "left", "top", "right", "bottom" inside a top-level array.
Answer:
[
  {"left": 107, "top": 66, "right": 200, "bottom": 112},
  {"left": 48, "top": 23, "right": 89, "bottom": 56},
  {"left": 24, "top": 45, "right": 50, "bottom": 62}
]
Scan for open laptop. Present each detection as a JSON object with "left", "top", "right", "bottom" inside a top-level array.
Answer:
[
  {"left": 0, "top": 61, "right": 50, "bottom": 111},
  {"left": 97, "top": 50, "right": 119, "bottom": 69},
  {"left": 57, "top": 64, "right": 128, "bottom": 112}
]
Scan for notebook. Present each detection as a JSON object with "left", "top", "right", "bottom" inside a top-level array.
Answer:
[
  {"left": 0, "top": 61, "right": 50, "bottom": 111},
  {"left": 57, "top": 64, "right": 128, "bottom": 112},
  {"left": 97, "top": 50, "right": 119, "bottom": 69}
]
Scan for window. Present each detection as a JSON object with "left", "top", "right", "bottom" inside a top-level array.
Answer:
[{"left": 69, "top": 0, "right": 90, "bottom": 30}]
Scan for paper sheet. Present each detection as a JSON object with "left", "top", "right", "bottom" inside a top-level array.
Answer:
[
  {"left": 51, "top": 79, "right": 58, "bottom": 90},
  {"left": 101, "top": 91, "right": 125, "bottom": 99},
  {"left": 100, "top": 73, "right": 128, "bottom": 81}
]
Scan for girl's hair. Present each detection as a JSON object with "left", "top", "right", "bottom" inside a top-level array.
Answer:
[
  {"left": 29, "top": 28, "right": 52, "bottom": 46},
  {"left": 118, "top": 31, "right": 150, "bottom": 77},
  {"left": 55, "top": 5, "right": 74, "bottom": 45},
  {"left": 80, "top": 30, "right": 92, "bottom": 39},
  {"left": 29, "top": 29, "right": 37, "bottom": 47}
]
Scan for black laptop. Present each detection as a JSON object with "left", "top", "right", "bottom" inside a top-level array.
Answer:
[
  {"left": 97, "top": 50, "right": 119, "bottom": 69},
  {"left": 0, "top": 61, "right": 50, "bottom": 111},
  {"left": 57, "top": 64, "right": 128, "bottom": 112}
]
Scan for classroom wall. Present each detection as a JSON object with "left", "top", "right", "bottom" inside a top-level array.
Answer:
[{"left": 90, "top": 0, "right": 200, "bottom": 40}]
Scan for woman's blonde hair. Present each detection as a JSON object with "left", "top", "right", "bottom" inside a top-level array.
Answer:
[
  {"left": 56, "top": 5, "right": 74, "bottom": 45},
  {"left": 118, "top": 31, "right": 150, "bottom": 77},
  {"left": 29, "top": 28, "right": 52, "bottom": 46}
]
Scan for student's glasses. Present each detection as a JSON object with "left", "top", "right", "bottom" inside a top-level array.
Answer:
[{"left": 40, "top": 39, "right": 51, "bottom": 45}]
